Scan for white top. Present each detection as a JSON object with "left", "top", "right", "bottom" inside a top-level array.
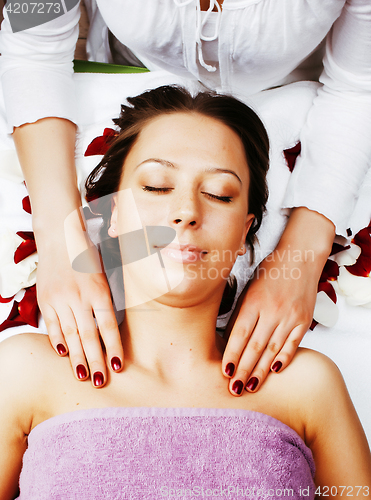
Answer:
[{"left": 1, "top": 0, "right": 371, "bottom": 235}]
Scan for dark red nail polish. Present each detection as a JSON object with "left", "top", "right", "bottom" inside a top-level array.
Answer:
[
  {"left": 111, "top": 357, "right": 122, "bottom": 371},
  {"left": 93, "top": 372, "right": 104, "bottom": 387},
  {"left": 272, "top": 361, "right": 282, "bottom": 373},
  {"left": 57, "top": 343, "right": 67, "bottom": 355},
  {"left": 225, "top": 362, "right": 235, "bottom": 377},
  {"left": 232, "top": 380, "right": 244, "bottom": 395},
  {"left": 76, "top": 364, "right": 87, "bottom": 380},
  {"left": 246, "top": 377, "right": 259, "bottom": 392}
]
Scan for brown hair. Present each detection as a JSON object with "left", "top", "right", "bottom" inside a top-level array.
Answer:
[{"left": 85, "top": 85, "right": 269, "bottom": 262}]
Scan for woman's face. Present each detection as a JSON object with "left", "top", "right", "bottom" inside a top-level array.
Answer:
[{"left": 109, "top": 112, "right": 254, "bottom": 308}]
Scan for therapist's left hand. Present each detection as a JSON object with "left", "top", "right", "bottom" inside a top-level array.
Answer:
[{"left": 221, "top": 207, "right": 335, "bottom": 396}]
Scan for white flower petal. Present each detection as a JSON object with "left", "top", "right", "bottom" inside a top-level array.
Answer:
[
  {"left": 0, "top": 150, "right": 24, "bottom": 183},
  {"left": 0, "top": 231, "right": 23, "bottom": 264},
  {"left": 313, "top": 290, "right": 339, "bottom": 328},
  {"left": 337, "top": 267, "right": 371, "bottom": 307},
  {"left": 0, "top": 233, "right": 38, "bottom": 297},
  {"left": 333, "top": 243, "right": 361, "bottom": 267}
]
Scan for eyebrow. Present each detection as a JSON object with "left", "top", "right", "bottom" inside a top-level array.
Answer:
[{"left": 136, "top": 158, "right": 242, "bottom": 184}]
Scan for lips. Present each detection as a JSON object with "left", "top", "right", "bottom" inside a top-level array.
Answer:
[{"left": 156, "top": 244, "right": 208, "bottom": 263}]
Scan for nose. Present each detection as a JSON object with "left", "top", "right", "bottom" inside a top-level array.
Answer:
[{"left": 169, "top": 191, "right": 200, "bottom": 229}]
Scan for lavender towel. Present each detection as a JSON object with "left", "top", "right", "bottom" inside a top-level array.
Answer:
[{"left": 17, "top": 407, "right": 315, "bottom": 500}]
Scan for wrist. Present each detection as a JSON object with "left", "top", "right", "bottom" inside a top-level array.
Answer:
[
  {"left": 276, "top": 207, "right": 335, "bottom": 275},
  {"left": 279, "top": 207, "right": 335, "bottom": 255},
  {"left": 33, "top": 208, "right": 86, "bottom": 254}
]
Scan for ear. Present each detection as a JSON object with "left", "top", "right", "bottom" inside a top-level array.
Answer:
[
  {"left": 238, "top": 213, "right": 255, "bottom": 255},
  {"left": 108, "top": 195, "right": 118, "bottom": 238}
]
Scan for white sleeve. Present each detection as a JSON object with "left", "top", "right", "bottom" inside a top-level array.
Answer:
[
  {"left": 282, "top": 0, "right": 371, "bottom": 236},
  {"left": 0, "top": 2, "right": 80, "bottom": 134}
]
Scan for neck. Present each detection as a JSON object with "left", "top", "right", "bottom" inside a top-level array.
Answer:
[{"left": 120, "top": 295, "right": 225, "bottom": 382}]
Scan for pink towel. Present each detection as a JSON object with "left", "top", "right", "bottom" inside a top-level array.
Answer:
[{"left": 17, "top": 406, "right": 315, "bottom": 499}]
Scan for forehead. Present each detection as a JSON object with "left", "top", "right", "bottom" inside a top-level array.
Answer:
[{"left": 123, "top": 112, "right": 249, "bottom": 183}]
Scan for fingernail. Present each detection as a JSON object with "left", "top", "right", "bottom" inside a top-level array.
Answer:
[
  {"left": 76, "top": 364, "right": 87, "bottom": 380},
  {"left": 232, "top": 380, "right": 244, "bottom": 395},
  {"left": 225, "top": 362, "right": 235, "bottom": 377},
  {"left": 272, "top": 361, "right": 282, "bottom": 373},
  {"left": 246, "top": 377, "right": 259, "bottom": 392},
  {"left": 57, "top": 343, "right": 67, "bottom": 355},
  {"left": 93, "top": 371, "right": 104, "bottom": 387},
  {"left": 111, "top": 357, "right": 122, "bottom": 371}
]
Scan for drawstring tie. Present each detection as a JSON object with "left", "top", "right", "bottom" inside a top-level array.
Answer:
[{"left": 174, "top": 0, "right": 221, "bottom": 72}]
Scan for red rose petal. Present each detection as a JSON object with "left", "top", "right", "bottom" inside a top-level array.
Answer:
[
  {"left": 318, "top": 281, "right": 337, "bottom": 304},
  {"left": 16, "top": 231, "right": 35, "bottom": 241},
  {"left": 18, "top": 286, "right": 39, "bottom": 328},
  {"left": 14, "top": 239, "right": 37, "bottom": 264},
  {"left": 84, "top": 128, "right": 118, "bottom": 156},
  {"left": 283, "top": 142, "right": 301, "bottom": 173},
  {"left": 0, "top": 301, "right": 27, "bottom": 333},
  {"left": 22, "top": 196, "right": 32, "bottom": 214},
  {"left": 0, "top": 318, "right": 28, "bottom": 333},
  {"left": 319, "top": 259, "right": 339, "bottom": 283},
  {"left": 330, "top": 242, "right": 350, "bottom": 256},
  {"left": 0, "top": 294, "right": 15, "bottom": 303},
  {"left": 346, "top": 223, "right": 371, "bottom": 277},
  {"left": 309, "top": 319, "right": 318, "bottom": 331}
]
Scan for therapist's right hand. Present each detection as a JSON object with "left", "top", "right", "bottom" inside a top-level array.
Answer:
[{"left": 36, "top": 233, "right": 123, "bottom": 388}]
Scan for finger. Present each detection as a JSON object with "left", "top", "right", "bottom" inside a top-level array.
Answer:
[
  {"left": 42, "top": 304, "right": 69, "bottom": 357},
  {"left": 243, "top": 323, "right": 294, "bottom": 393},
  {"left": 221, "top": 309, "right": 259, "bottom": 379},
  {"left": 228, "top": 318, "right": 278, "bottom": 396},
  {"left": 73, "top": 305, "right": 108, "bottom": 388},
  {"left": 58, "top": 306, "right": 90, "bottom": 382},
  {"left": 93, "top": 299, "right": 123, "bottom": 373},
  {"left": 270, "top": 324, "right": 308, "bottom": 374}
]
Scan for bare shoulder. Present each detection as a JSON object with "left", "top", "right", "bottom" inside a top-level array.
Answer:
[
  {"left": 279, "top": 347, "right": 349, "bottom": 410},
  {"left": 0, "top": 334, "right": 60, "bottom": 430},
  {"left": 279, "top": 348, "right": 365, "bottom": 445},
  {"left": 285, "top": 347, "right": 343, "bottom": 386},
  {"left": 0, "top": 332, "right": 56, "bottom": 380},
  {"left": 282, "top": 354, "right": 371, "bottom": 486},
  {"left": 267, "top": 347, "right": 345, "bottom": 405}
]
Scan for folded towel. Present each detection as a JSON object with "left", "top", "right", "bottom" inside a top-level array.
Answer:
[{"left": 17, "top": 406, "right": 315, "bottom": 500}]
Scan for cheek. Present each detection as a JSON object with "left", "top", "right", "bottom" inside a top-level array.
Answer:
[
  {"left": 205, "top": 210, "right": 247, "bottom": 264},
  {"left": 133, "top": 194, "right": 169, "bottom": 228}
]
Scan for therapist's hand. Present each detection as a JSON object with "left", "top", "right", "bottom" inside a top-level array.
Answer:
[
  {"left": 13, "top": 118, "right": 123, "bottom": 388},
  {"left": 37, "top": 234, "right": 123, "bottom": 388},
  {"left": 222, "top": 207, "right": 335, "bottom": 395}
]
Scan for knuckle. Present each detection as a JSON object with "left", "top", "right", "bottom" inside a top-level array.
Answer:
[
  {"left": 91, "top": 278, "right": 110, "bottom": 295},
  {"left": 248, "top": 340, "right": 264, "bottom": 355},
  {"left": 267, "top": 341, "right": 280, "bottom": 354},
  {"left": 233, "top": 326, "right": 252, "bottom": 341},
  {"left": 43, "top": 316, "right": 57, "bottom": 329},
  {"left": 80, "top": 328, "right": 99, "bottom": 343},
  {"left": 63, "top": 325, "right": 78, "bottom": 338},
  {"left": 289, "top": 337, "right": 301, "bottom": 350},
  {"left": 99, "top": 320, "right": 119, "bottom": 334}
]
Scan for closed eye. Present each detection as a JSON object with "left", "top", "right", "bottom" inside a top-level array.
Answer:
[
  {"left": 203, "top": 192, "right": 232, "bottom": 203},
  {"left": 142, "top": 186, "right": 173, "bottom": 193}
]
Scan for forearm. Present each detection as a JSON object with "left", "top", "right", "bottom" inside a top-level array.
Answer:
[
  {"left": 277, "top": 207, "right": 336, "bottom": 277},
  {"left": 13, "top": 118, "right": 81, "bottom": 248}
]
